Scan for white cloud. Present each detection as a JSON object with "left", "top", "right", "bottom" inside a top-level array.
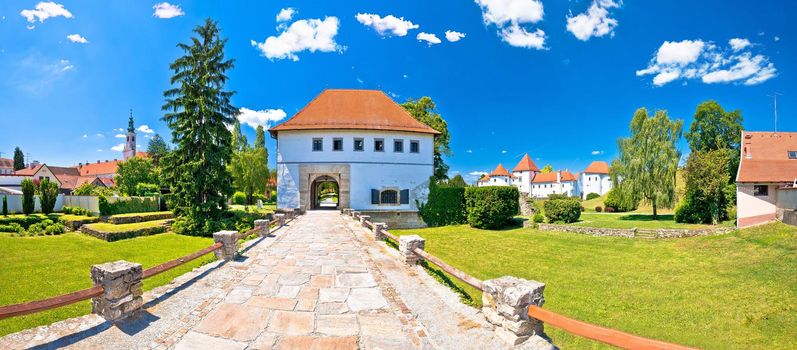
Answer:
[
  {"left": 474, "top": 0, "right": 547, "bottom": 49},
  {"left": 637, "top": 38, "right": 777, "bottom": 86},
  {"left": 445, "top": 30, "right": 466, "bottom": 42},
  {"left": 416, "top": 32, "right": 441, "bottom": 45},
  {"left": 729, "top": 38, "right": 751, "bottom": 51},
  {"left": 251, "top": 16, "right": 341, "bottom": 61},
  {"left": 591, "top": 150, "right": 604, "bottom": 155},
  {"left": 82, "top": 134, "right": 88, "bottom": 138},
  {"left": 137, "top": 125, "right": 154, "bottom": 134},
  {"left": 115, "top": 134, "right": 125, "bottom": 138},
  {"left": 466, "top": 149, "right": 473, "bottom": 153},
  {"left": 96, "top": 133, "right": 104, "bottom": 138},
  {"left": 67, "top": 33, "right": 87, "bottom": 44},
  {"left": 774, "top": 36, "right": 780, "bottom": 42},
  {"left": 276, "top": 8, "right": 295, "bottom": 22},
  {"left": 20, "top": 2, "right": 72, "bottom": 26},
  {"left": 114, "top": 128, "right": 124, "bottom": 132},
  {"left": 355, "top": 13, "right": 419, "bottom": 37},
  {"left": 566, "top": 0, "right": 620, "bottom": 41},
  {"left": 152, "top": 2, "right": 184, "bottom": 19},
  {"left": 96, "top": 149, "right": 103, "bottom": 152},
  {"left": 467, "top": 171, "right": 488, "bottom": 181},
  {"left": 111, "top": 143, "right": 125, "bottom": 152},
  {"left": 237, "top": 107, "right": 287, "bottom": 129},
  {"left": 501, "top": 150, "right": 508, "bottom": 154}
]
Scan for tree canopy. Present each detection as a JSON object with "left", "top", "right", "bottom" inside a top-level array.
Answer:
[
  {"left": 146, "top": 134, "right": 169, "bottom": 166},
  {"left": 161, "top": 19, "right": 236, "bottom": 231},
  {"left": 612, "top": 108, "right": 683, "bottom": 218},
  {"left": 13, "top": 147, "right": 24, "bottom": 170},
  {"left": 401, "top": 97, "right": 452, "bottom": 180},
  {"left": 685, "top": 100, "right": 743, "bottom": 182},
  {"left": 255, "top": 125, "right": 266, "bottom": 150},
  {"left": 676, "top": 150, "right": 731, "bottom": 224},
  {"left": 116, "top": 157, "right": 159, "bottom": 196},
  {"left": 541, "top": 164, "right": 554, "bottom": 174}
]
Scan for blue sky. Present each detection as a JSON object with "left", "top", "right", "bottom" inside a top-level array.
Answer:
[{"left": 0, "top": 1, "right": 793, "bottom": 183}]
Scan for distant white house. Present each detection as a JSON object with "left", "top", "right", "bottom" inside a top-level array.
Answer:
[
  {"left": 736, "top": 131, "right": 797, "bottom": 228},
  {"left": 269, "top": 89, "right": 439, "bottom": 228},
  {"left": 512, "top": 154, "right": 540, "bottom": 194},
  {"left": 580, "top": 161, "right": 613, "bottom": 199},
  {"left": 530, "top": 171, "right": 579, "bottom": 198},
  {"left": 477, "top": 164, "right": 515, "bottom": 187}
]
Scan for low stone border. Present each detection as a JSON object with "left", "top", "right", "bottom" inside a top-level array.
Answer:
[
  {"left": 60, "top": 217, "right": 100, "bottom": 231},
  {"left": 535, "top": 223, "right": 735, "bottom": 239},
  {"left": 105, "top": 212, "right": 174, "bottom": 225},
  {"left": 80, "top": 220, "right": 172, "bottom": 242}
]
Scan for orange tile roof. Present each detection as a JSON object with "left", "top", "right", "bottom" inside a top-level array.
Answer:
[
  {"left": 513, "top": 153, "right": 539, "bottom": 172},
  {"left": 489, "top": 164, "right": 513, "bottom": 177},
  {"left": 477, "top": 174, "right": 491, "bottom": 182},
  {"left": 737, "top": 131, "right": 797, "bottom": 183},
  {"left": 0, "top": 158, "right": 13, "bottom": 169},
  {"left": 532, "top": 171, "right": 577, "bottom": 183},
  {"left": 78, "top": 160, "right": 120, "bottom": 176},
  {"left": 14, "top": 164, "right": 43, "bottom": 176},
  {"left": 584, "top": 161, "right": 610, "bottom": 174},
  {"left": 269, "top": 89, "right": 441, "bottom": 136},
  {"left": 135, "top": 152, "right": 149, "bottom": 159}
]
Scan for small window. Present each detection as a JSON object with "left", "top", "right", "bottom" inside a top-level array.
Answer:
[
  {"left": 333, "top": 138, "right": 343, "bottom": 151},
  {"left": 753, "top": 185, "right": 769, "bottom": 197},
  {"left": 374, "top": 139, "right": 384, "bottom": 152},
  {"left": 394, "top": 139, "right": 404, "bottom": 153},
  {"left": 789, "top": 151, "right": 797, "bottom": 159},
  {"left": 380, "top": 190, "right": 398, "bottom": 204},
  {"left": 312, "top": 138, "right": 323, "bottom": 152},
  {"left": 354, "top": 138, "right": 364, "bottom": 151},
  {"left": 410, "top": 140, "right": 419, "bottom": 153}
]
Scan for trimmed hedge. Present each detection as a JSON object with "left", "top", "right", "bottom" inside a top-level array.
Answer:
[
  {"left": 603, "top": 187, "right": 638, "bottom": 212},
  {"left": 99, "top": 196, "right": 160, "bottom": 216},
  {"left": 464, "top": 186, "right": 519, "bottom": 229},
  {"left": 108, "top": 211, "right": 174, "bottom": 224},
  {"left": 544, "top": 199, "right": 582, "bottom": 223},
  {"left": 418, "top": 186, "right": 467, "bottom": 227},
  {"left": 81, "top": 223, "right": 167, "bottom": 242},
  {"left": 586, "top": 192, "right": 601, "bottom": 200}
]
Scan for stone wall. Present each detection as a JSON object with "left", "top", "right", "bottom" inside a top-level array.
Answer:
[
  {"left": 536, "top": 223, "right": 734, "bottom": 239},
  {"left": 80, "top": 221, "right": 171, "bottom": 242},
  {"left": 107, "top": 212, "right": 174, "bottom": 224},
  {"left": 360, "top": 210, "right": 426, "bottom": 229}
]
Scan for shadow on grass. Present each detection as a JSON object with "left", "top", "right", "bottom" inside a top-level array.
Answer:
[
  {"left": 419, "top": 260, "right": 476, "bottom": 306},
  {"left": 618, "top": 214, "right": 675, "bottom": 222}
]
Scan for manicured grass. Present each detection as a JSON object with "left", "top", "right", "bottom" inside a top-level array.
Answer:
[
  {"left": 0, "top": 232, "right": 214, "bottom": 336},
  {"left": 568, "top": 212, "right": 734, "bottom": 229},
  {"left": 83, "top": 219, "right": 171, "bottom": 233},
  {"left": 393, "top": 223, "right": 797, "bottom": 349},
  {"left": 109, "top": 211, "right": 172, "bottom": 218},
  {"left": 229, "top": 203, "right": 276, "bottom": 214}
]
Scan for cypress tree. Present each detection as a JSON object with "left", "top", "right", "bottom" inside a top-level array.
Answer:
[
  {"left": 13, "top": 147, "right": 24, "bottom": 171},
  {"left": 162, "top": 19, "right": 237, "bottom": 233}
]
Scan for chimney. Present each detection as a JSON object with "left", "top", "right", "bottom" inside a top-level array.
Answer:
[
  {"left": 78, "top": 163, "right": 83, "bottom": 167},
  {"left": 113, "top": 158, "right": 117, "bottom": 161},
  {"left": 97, "top": 160, "right": 100, "bottom": 163},
  {"left": 556, "top": 171, "right": 561, "bottom": 183}
]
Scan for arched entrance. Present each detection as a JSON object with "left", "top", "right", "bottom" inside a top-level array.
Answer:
[{"left": 311, "top": 175, "right": 339, "bottom": 210}]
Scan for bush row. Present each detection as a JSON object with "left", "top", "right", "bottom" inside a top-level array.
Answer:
[
  {"left": 465, "top": 187, "right": 519, "bottom": 229},
  {"left": 543, "top": 199, "right": 582, "bottom": 223},
  {"left": 171, "top": 209, "right": 270, "bottom": 237},
  {"left": 99, "top": 196, "right": 160, "bottom": 216},
  {"left": 418, "top": 186, "right": 467, "bottom": 227},
  {"left": 0, "top": 219, "right": 66, "bottom": 236},
  {"left": 108, "top": 211, "right": 174, "bottom": 225}
]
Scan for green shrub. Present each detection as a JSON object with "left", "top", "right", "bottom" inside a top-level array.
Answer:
[
  {"left": 62, "top": 206, "right": 92, "bottom": 216},
  {"left": 726, "top": 206, "right": 737, "bottom": 223},
  {"left": 586, "top": 192, "right": 600, "bottom": 200},
  {"left": 232, "top": 192, "right": 247, "bottom": 205},
  {"left": 674, "top": 193, "right": 704, "bottom": 224},
  {"left": 547, "top": 193, "right": 572, "bottom": 201},
  {"left": 252, "top": 193, "right": 267, "bottom": 204},
  {"left": 135, "top": 183, "right": 160, "bottom": 196},
  {"left": 543, "top": 199, "right": 582, "bottom": 223},
  {"left": 38, "top": 178, "right": 59, "bottom": 214},
  {"left": 21, "top": 179, "right": 36, "bottom": 215},
  {"left": 25, "top": 219, "right": 65, "bottom": 236},
  {"left": 99, "top": 195, "right": 159, "bottom": 216},
  {"left": 532, "top": 213, "right": 544, "bottom": 223},
  {"left": 603, "top": 187, "right": 638, "bottom": 212},
  {"left": 172, "top": 209, "right": 267, "bottom": 237},
  {"left": 418, "top": 180, "right": 467, "bottom": 227},
  {"left": 2, "top": 196, "right": 7, "bottom": 216},
  {"left": 0, "top": 223, "right": 23, "bottom": 233},
  {"left": 464, "top": 186, "right": 519, "bottom": 229}
]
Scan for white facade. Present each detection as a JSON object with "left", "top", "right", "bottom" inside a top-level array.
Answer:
[
  {"left": 478, "top": 175, "right": 512, "bottom": 187},
  {"left": 530, "top": 180, "right": 578, "bottom": 198},
  {"left": 580, "top": 173, "right": 612, "bottom": 199},
  {"left": 276, "top": 130, "right": 434, "bottom": 211},
  {"left": 512, "top": 171, "right": 535, "bottom": 194}
]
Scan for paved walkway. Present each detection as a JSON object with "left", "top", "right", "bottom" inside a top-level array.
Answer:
[{"left": 1, "top": 211, "right": 506, "bottom": 350}]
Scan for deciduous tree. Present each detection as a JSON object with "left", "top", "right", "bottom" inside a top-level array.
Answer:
[
  {"left": 401, "top": 97, "right": 452, "bottom": 180},
  {"left": 685, "top": 100, "right": 742, "bottom": 181},
  {"left": 676, "top": 150, "right": 730, "bottom": 224},
  {"left": 116, "top": 157, "right": 159, "bottom": 196},
  {"left": 541, "top": 165, "right": 554, "bottom": 174}
]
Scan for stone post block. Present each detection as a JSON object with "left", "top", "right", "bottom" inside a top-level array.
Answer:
[
  {"left": 274, "top": 213, "right": 286, "bottom": 227},
  {"left": 359, "top": 215, "right": 371, "bottom": 228},
  {"left": 91, "top": 260, "right": 143, "bottom": 322},
  {"left": 254, "top": 219, "right": 270, "bottom": 237},
  {"left": 213, "top": 230, "right": 239, "bottom": 261},
  {"left": 482, "top": 276, "right": 546, "bottom": 346},
  {"left": 373, "top": 223, "right": 388, "bottom": 241},
  {"left": 399, "top": 235, "right": 425, "bottom": 265},
  {"left": 352, "top": 211, "right": 361, "bottom": 219}
]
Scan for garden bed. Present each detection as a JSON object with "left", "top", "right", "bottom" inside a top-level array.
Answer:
[
  {"left": 80, "top": 219, "right": 172, "bottom": 242},
  {"left": 106, "top": 211, "right": 174, "bottom": 224}
]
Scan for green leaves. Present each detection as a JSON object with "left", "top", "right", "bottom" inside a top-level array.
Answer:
[{"left": 401, "top": 96, "right": 452, "bottom": 181}]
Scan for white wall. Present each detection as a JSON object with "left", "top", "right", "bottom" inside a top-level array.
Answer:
[
  {"left": 2, "top": 194, "right": 64, "bottom": 213},
  {"left": 737, "top": 183, "right": 778, "bottom": 220},
  {"left": 580, "top": 173, "right": 612, "bottom": 199},
  {"left": 531, "top": 181, "right": 578, "bottom": 198},
  {"left": 276, "top": 130, "right": 434, "bottom": 211},
  {"left": 512, "top": 171, "right": 535, "bottom": 193},
  {"left": 479, "top": 176, "right": 512, "bottom": 187},
  {"left": 63, "top": 196, "right": 100, "bottom": 214}
]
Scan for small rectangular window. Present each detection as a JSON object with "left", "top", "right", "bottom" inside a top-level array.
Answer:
[
  {"left": 753, "top": 185, "right": 769, "bottom": 197},
  {"left": 410, "top": 140, "right": 419, "bottom": 153},
  {"left": 374, "top": 139, "right": 384, "bottom": 152},
  {"left": 789, "top": 151, "right": 797, "bottom": 159},
  {"left": 354, "top": 138, "right": 364, "bottom": 151},
  {"left": 312, "top": 138, "right": 323, "bottom": 152},
  {"left": 333, "top": 138, "right": 343, "bottom": 151},
  {"left": 380, "top": 190, "right": 398, "bottom": 204},
  {"left": 393, "top": 139, "right": 403, "bottom": 153}
]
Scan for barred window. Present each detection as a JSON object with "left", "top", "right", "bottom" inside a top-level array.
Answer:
[{"left": 380, "top": 190, "right": 398, "bottom": 204}]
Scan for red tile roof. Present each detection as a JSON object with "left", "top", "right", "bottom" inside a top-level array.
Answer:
[
  {"left": 0, "top": 158, "right": 13, "bottom": 169},
  {"left": 269, "top": 89, "right": 440, "bottom": 136},
  {"left": 737, "top": 131, "right": 797, "bottom": 183},
  {"left": 78, "top": 160, "right": 119, "bottom": 176},
  {"left": 584, "top": 161, "right": 610, "bottom": 174},
  {"left": 14, "top": 164, "right": 43, "bottom": 176},
  {"left": 489, "top": 164, "right": 513, "bottom": 177},
  {"left": 513, "top": 154, "right": 539, "bottom": 172},
  {"left": 532, "top": 171, "right": 577, "bottom": 183}
]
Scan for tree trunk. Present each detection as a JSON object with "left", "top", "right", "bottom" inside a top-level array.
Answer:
[{"left": 652, "top": 200, "right": 657, "bottom": 219}]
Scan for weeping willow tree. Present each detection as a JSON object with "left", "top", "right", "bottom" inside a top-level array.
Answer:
[
  {"left": 161, "top": 19, "right": 237, "bottom": 234},
  {"left": 612, "top": 108, "right": 683, "bottom": 219}
]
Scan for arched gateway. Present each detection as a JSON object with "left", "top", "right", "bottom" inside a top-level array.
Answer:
[{"left": 269, "top": 89, "right": 437, "bottom": 228}]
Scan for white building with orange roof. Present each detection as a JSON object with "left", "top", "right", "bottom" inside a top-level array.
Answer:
[
  {"left": 477, "top": 164, "right": 516, "bottom": 187},
  {"left": 269, "top": 89, "right": 439, "bottom": 228},
  {"left": 511, "top": 153, "right": 540, "bottom": 194},
  {"left": 580, "top": 161, "right": 613, "bottom": 199},
  {"left": 530, "top": 171, "right": 578, "bottom": 198}
]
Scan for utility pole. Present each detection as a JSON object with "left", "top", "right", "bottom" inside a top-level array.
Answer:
[{"left": 768, "top": 92, "right": 782, "bottom": 134}]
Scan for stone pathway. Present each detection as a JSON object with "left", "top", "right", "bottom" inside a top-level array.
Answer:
[{"left": 1, "top": 211, "right": 508, "bottom": 350}]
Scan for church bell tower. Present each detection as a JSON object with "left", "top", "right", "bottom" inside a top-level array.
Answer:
[{"left": 123, "top": 109, "right": 137, "bottom": 160}]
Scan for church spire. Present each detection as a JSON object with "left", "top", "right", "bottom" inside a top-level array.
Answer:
[{"left": 127, "top": 109, "right": 135, "bottom": 133}]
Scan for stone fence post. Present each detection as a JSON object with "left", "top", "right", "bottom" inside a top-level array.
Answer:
[
  {"left": 274, "top": 213, "right": 286, "bottom": 227},
  {"left": 213, "top": 231, "right": 239, "bottom": 261},
  {"left": 359, "top": 215, "right": 371, "bottom": 228},
  {"left": 352, "top": 211, "right": 361, "bottom": 219},
  {"left": 399, "top": 235, "right": 425, "bottom": 265},
  {"left": 373, "top": 222, "right": 387, "bottom": 241},
  {"left": 91, "top": 260, "right": 143, "bottom": 322},
  {"left": 482, "top": 276, "right": 546, "bottom": 347},
  {"left": 254, "top": 219, "right": 270, "bottom": 237}
]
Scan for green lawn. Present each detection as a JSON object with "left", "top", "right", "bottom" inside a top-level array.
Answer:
[
  {"left": 229, "top": 203, "right": 276, "bottom": 214},
  {"left": 83, "top": 219, "right": 171, "bottom": 232},
  {"left": 393, "top": 223, "right": 797, "bottom": 349},
  {"left": 0, "top": 232, "right": 214, "bottom": 335},
  {"left": 567, "top": 212, "right": 735, "bottom": 229},
  {"left": 109, "top": 211, "right": 172, "bottom": 218}
]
